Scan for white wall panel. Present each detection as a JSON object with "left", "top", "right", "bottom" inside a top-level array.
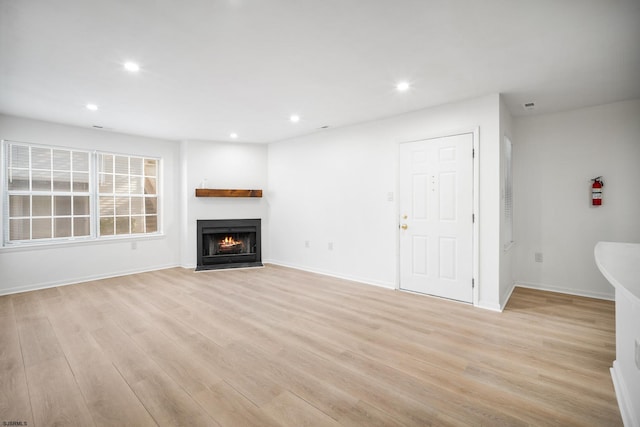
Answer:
[
  {"left": 0, "top": 115, "right": 181, "bottom": 295},
  {"left": 267, "top": 94, "right": 502, "bottom": 304},
  {"left": 513, "top": 99, "right": 640, "bottom": 300}
]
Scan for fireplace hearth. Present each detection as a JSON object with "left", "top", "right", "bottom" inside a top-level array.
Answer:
[{"left": 197, "top": 219, "right": 262, "bottom": 271}]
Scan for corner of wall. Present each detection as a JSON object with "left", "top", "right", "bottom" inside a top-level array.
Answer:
[{"left": 179, "top": 140, "right": 190, "bottom": 267}]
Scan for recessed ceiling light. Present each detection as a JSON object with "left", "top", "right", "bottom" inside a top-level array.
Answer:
[
  {"left": 396, "top": 81, "right": 410, "bottom": 92},
  {"left": 124, "top": 62, "right": 140, "bottom": 72},
  {"left": 290, "top": 114, "right": 300, "bottom": 123},
  {"left": 86, "top": 103, "right": 98, "bottom": 111},
  {"left": 230, "top": 133, "right": 238, "bottom": 139}
]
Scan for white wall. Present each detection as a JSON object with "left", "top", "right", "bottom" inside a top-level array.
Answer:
[
  {"left": 0, "top": 114, "right": 181, "bottom": 294},
  {"left": 513, "top": 99, "right": 640, "bottom": 299},
  {"left": 268, "top": 94, "right": 503, "bottom": 309},
  {"left": 179, "top": 140, "right": 268, "bottom": 268}
]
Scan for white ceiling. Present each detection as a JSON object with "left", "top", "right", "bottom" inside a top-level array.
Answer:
[{"left": 1, "top": 0, "right": 639, "bottom": 143}]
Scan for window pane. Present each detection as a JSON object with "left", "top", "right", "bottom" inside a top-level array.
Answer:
[
  {"left": 115, "top": 175, "right": 129, "bottom": 194},
  {"left": 10, "top": 218, "right": 30, "bottom": 240},
  {"left": 7, "top": 169, "right": 29, "bottom": 191},
  {"left": 99, "top": 173, "right": 113, "bottom": 193},
  {"left": 32, "top": 170, "right": 51, "bottom": 191},
  {"left": 73, "top": 151, "right": 89, "bottom": 172},
  {"left": 9, "top": 195, "right": 30, "bottom": 217},
  {"left": 145, "top": 197, "right": 157, "bottom": 214},
  {"left": 130, "top": 157, "right": 143, "bottom": 175},
  {"left": 116, "top": 217, "right": 130, "bottom": 234},
  {"left": 32, "top": 196, "right": 52, "bottom": 216},
  {"left": 54, "top": 217, "right": 72, "bottom": 238},
  {"left": 74, "top": 217, "right": 90, "bottom": 236},
  {"left": 73, "top": 172, "right": 89, "bottom": 192},
  {"left": 98, "top": 154, "right": 113, "bottom": 174},
  {"left": 131, "top": 216, "right": 144, "bottom": 233},
  {"left": 74, "top": 196, "right": 90, "bottom": 215},
  {"left": 32, "top": 218, "right": 52, "bottom": 239},
  {"left": 144, "top": 159, "right": 157, "bottom": 177},
  {"left": 54, "top": 196, "right": 72, "bottom": 216},
  {"left": 53, "top": 150, "right": 71, "bottom": 171},
  {"left": 53, "top": 171, "right": 71, "bottom": 191},
  {"left": 115, "top": 197, "right": 129, "bottom": 215},
  {"left": 131, "top": 197, "right": 144, "bottom": 215},
  {"left": 145, "top": 215, "right": 157, "bottom": 233},
  {"left": 100, "top": 217, "right": 114, "bottom": 236},
  {"left": 130, "top": 176, "right": 143, "bottom": 194},
  {"left": 10, "top": 144, "right": 29, "bottom": 168},
  {"left": 99, "top": 196, "right": 114, "bottom": 216},
  {"left": 31, "top": 147, "right": 51, "bottom": 170},
  {"left": 144, "top": 177, "right": 156, "bottom": 195},
  {"left": 114, "top": 156, "right": 129, "bottom": 174}
]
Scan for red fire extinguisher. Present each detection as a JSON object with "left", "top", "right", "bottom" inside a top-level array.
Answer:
[{"left": 591, "top": 176, "right": 604, "bottom": 206}]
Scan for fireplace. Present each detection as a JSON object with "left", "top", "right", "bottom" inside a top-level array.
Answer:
[{"left": 196, "top": 219, "right": 262, "bottom": 271}]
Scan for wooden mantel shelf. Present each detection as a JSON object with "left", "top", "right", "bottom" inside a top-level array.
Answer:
[{"left": 195, "top": 189, "right": 263, "bottom": 198}]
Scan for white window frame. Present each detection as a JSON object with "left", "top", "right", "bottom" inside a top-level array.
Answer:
[
  {"left": 96, "top": 152, "right": 160, "bottom": 238},
  {"left": 1, "top": 140, "right": 162, "bottom": 248}
]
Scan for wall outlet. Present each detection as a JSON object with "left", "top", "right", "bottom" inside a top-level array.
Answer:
[
  {"left": 387, "top": 191, "right": 394, "bottom": 202},
  {"left": 635, "top": 339, "right": 640, "bottom": 370},
  {"left": 535, "top": 252, "right": 543, "bottom": 263},
  {"left": 328, "top": 242, "right": 333, "bottom": 251},
  {"left": 305, "top": 240, "right": 310, "bottom": 248}
]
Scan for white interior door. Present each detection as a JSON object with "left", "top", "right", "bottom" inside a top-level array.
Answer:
[{"left": 399, "top": 133, "right": 474, "bottom": 303}]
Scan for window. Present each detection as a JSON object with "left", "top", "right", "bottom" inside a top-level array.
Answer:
[
  {"left": 97, "top": 153, "right": 158, "bottom": 236},
  {"left": 2, "top": 140, "right": 160, "bottom": 246},
  {"left": 5, "top": 143, "right": 91, "bottom": 242}
]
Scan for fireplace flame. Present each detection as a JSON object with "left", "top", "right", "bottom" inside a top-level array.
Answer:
[{"left": 218, "top": 236, "right": 244, "bottom": 252}]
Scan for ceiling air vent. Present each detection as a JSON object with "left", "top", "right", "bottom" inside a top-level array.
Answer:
[{"left": 523, "top": 102, "right": 536, "bottom": 111}]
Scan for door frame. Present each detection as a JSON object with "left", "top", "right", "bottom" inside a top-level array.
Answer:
[{"left": 395, "top": 127, "right": 480, "bottom": 306}]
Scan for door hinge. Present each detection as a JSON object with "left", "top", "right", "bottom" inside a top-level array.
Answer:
[
  {"left": 472, "top": 148, "right": 475, "bottom": 158},
  {"left": 472, "top": 278, "right": 475, "bottom": 288},
  {"left": 472, "top": 213, "right": 475, "bottom": 223}
]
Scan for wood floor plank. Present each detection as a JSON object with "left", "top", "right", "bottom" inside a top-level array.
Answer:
[
  {"left": 15, "top": 315, "right": 65, "bottom": 369},
  {"left": 192, "top": 380, "right": 281, "bottom": 427},
  {"left": 43, "top": 292, "right": 157, "bottom": 427},
  {"left": 260, "top": 391, "right": 340, "bottom": 427},
  {"left": 0, "top": 298, "right": 33, "bottom": 427},
  {"left": 25, "top": 357, "right": 95, "bottom": 427},
  {"left": 129, "top": 328, "right": 223, "bottom": 395},
  {"left": 91, "top": 323, "right": 219, "bottom": 427},
  {"left": 1, "top": 265, "right": 622, "bottom": 426}
]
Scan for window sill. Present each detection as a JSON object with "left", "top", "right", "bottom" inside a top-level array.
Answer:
[{"left": 0, "top": 233, "right": 165, "bottom": 253}]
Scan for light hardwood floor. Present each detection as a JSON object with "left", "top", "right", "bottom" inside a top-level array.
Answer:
[{"left": 0, "top": 265, "right": 622, "bottom": 426}]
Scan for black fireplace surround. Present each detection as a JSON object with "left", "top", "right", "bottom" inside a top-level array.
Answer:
[{"left": 196, "top": 219, "right": 262, "bottom": 271}]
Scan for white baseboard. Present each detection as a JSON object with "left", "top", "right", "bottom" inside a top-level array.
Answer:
[
  {"left": 264, "top": 259, "right": 395, "bottom": 290},
  {"left": 0, "top": 263, "right": 180, "bottom": 296},
  {"left": 611, "top": 361, "right": 639, "bottom": 427},
  {"left": 499, "top": 282, "right": 517, "bottom": 311},
  {"left": 515, "top": 281, "right": 614, "bottom": 301},
  {"left": 476, "top": 300, "right": 502, "bottom": 312}
]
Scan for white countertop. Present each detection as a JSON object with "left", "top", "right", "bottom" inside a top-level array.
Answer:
[{"left": 595, "top": 241, "right": 640, "bottom": 304}]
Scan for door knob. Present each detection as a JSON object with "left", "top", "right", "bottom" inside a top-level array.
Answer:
[{"left": 401, "top": 224, "right": 408, "bottom": 230}]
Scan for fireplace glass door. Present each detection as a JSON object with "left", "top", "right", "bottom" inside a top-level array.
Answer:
[{"left": 196, "top": 219, "right": 262, "bottom": 270}]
